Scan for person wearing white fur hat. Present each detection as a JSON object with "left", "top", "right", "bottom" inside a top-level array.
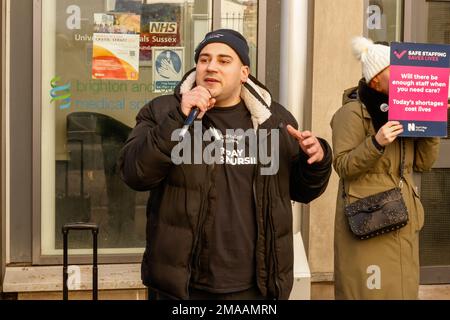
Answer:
[
  {"left": 331, "top": 36, "right": 440, "bottom": 299},
  {"left": 119, "top": 29, "right": 333, "bottom": 300}
]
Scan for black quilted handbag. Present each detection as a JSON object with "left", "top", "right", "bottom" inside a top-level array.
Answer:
[
  {"left": 344, "top": 187, "right": 408, "bottom": 239},
  {"left": 343, "top": 139, "right": 409, "bottom": 240}
]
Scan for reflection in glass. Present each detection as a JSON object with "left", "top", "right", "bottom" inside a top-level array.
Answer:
[
  {"left": 420, "top": 167, "right": 450, "bottom": 267},
  {"left": 367, "top": 0, "right": 403, "bottom": 43},
  {"left": 42, "top": 0, "right": 212, "bottom": 254},
  {"left": 419, "top": 1, "right": 450, "bottom": 272},
  {"left": 427, "top": 2, "right": 450, "bottom": 45},
  {"left": 221, "top": 0, "right": 258, "bottom": 75}
]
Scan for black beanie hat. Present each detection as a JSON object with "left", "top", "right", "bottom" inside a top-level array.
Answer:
[{"left": 194, "top": 29, "right": 250, "bottom": 67}]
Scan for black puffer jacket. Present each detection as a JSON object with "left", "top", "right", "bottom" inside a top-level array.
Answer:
[{"left": 119, "top": 69, "right": 332, "bottom": 299}]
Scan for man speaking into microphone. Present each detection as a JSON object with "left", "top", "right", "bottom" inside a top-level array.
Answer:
[{"left": 119, "top": 29, "right": 332, "bottom": 300}]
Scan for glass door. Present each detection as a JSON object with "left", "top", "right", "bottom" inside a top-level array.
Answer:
[
  {"left": 404, "top": 0, "right": 450, "bottom": 284},
  {"left": 39, "top": 0, "right": 214, "bottom": 259},
  {"left": 35, "top": 0, "right": 264, "bottom": 263}
]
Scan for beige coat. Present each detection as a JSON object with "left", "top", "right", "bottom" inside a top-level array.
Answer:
[{"left": 331, "top": 88, "right": 440, "bottom": 300}]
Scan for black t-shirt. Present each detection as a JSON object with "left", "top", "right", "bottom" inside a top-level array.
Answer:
[{"left": 191, "top": 101, "right": 257, "bottom": 293}]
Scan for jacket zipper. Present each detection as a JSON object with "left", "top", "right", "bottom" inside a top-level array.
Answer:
[
  {"left": 262, "top": 126, "right": 281, "bottom": 298},
  {"left": 267, "top": 177, "right": 281, "bottom": 299},
  {"left": 188, "top": 123, "right": 217, "bottom": 293},
  {"left": 186, "top": 165, "right": 213, "bottom": 297},
  {"left": 254, "top": 125, "right": 281, "bottom": 299},
  {"left": 187, "top": 194, "right": 205, "bottom": 296},
  {"left": 252, "top": 164, "right": 260, "bottom": 289},
  {"left": 195, "top": 123, "right": 220, "bottom": 266},
  {"left": 187, "top": 186, "right": 207, "bottom": 295},
  {"left": 191, "top": 163, "right": 215, "bottom": 282}
]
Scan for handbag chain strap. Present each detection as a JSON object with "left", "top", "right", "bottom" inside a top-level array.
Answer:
[
  {"left": 342, "top": 103, "right": 406, "bottom": 205},
  {"left": 399, "top": 138, "right": 405, "bottom": 188}
]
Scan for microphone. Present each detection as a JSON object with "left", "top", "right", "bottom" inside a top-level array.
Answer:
[
  {"left": 179, "top": 107, "right": 200, "bottom": 139},
  {"left": 178, "top": 88, "right": 213, "bottom": 139}
]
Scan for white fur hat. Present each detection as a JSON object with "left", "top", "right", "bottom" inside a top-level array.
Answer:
[{"left": 352, "top": 36, "right": 390, "bottom": 83}]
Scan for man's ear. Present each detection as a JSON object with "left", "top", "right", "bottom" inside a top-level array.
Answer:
[{"left": 241, "top": 66, "right": 250, "bottom": 83}]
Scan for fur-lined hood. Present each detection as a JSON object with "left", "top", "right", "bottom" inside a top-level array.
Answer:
[{"left": 174, "top": 68, "right": 273, "bottom": 130}]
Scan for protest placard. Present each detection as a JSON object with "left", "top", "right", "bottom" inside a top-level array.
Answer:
[{"left": 389, "top": 42, "right": 450, "bottom": 137}]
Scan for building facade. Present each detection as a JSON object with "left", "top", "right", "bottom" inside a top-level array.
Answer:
[{"left": 1, "top": 0, "right": 449, "bottom": 299}]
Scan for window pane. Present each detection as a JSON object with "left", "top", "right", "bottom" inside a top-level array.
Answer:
[
  {"left": 420, "top": 168, "right": 450, "bottom": 266},
  {"left": 41, "top": 0, "right": 212, "bottom": 255},
  {"left": 426, "top": 1, "right": 450, "bottom": 106},
  {"left": 427, "top": 2, "right": 450, "bottom": 45},
  {"left": 367, "top": 0, "right": 404, "bottom": 42},
  {"left": 418, "top": 1, "right": 450, "bottom": 272},
  {"left": 221, "top": 0, "right": 258, "bottom": 75}
]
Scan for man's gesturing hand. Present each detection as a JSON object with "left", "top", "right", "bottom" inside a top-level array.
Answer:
[
  {"left": 287, "top": 125, "right": 324, "bottom": 165},
  {"left": 181, "top": 86, "right": 216, "bottom": 119}
]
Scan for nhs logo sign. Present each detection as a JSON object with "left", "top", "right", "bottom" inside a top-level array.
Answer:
[
  {"left": 407, "top": 123, "right": 416, "bottom": 132},
  {"left": 399, "top": 120, "right": 446, "bottom": 138},
  {"left": 405, "top": 122, "right": 427, "bottom": 134},
  {"left": 150, "top": 22, "right": 178, "bottom": 34}
]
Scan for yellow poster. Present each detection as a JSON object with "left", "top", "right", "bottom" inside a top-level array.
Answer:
[{"left": 92, "top": 13, "right": 141, "bottom": 81}]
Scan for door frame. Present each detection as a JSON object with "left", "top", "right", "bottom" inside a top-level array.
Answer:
[
  {"left": 404, "top": 0, "right": 450, "bottom": 284},
  {"left": 31, "top": 0, "right": 269, "bottom": 265}
]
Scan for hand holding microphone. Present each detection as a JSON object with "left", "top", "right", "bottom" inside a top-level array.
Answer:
[{"left": 179, "top": 86, "right": 216, "bottom": 139}]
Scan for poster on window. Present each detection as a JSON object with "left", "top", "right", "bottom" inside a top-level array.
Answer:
[
  {"left": 140, "top": 3, "right": 182, "bottom": 66},
  {"left": 152, "top": 47, "right": 184, "bottom": 93},
  {"left": 389, "top": 42, "right": 450, "bottom": 137},
  {"left": 92, "top": 13, "right": 141, "bottom": 81}
]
